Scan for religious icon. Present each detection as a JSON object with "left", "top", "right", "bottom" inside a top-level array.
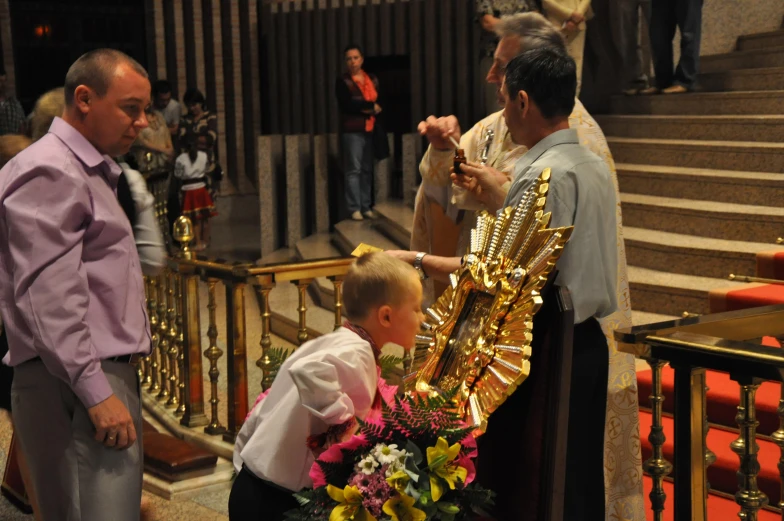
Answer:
[{"left": 403, "top": 168, "right": 573, "bottom": 435}]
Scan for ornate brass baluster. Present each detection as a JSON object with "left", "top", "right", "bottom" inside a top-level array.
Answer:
[
  {"left": 157, "top": 271, "right": 170, "bottom": 400},
  {"left": 255, "top": 282, "right": 275, "bottom": 391},
  {"left": 771, "top": 383, "right": 784, "bottom": 514},
  {"left": 147, "top": 276, "right": 161, "bottom": 393},
  {"left": 175, "top": 272, "right": 186, "bottom": 416},
  {"left": 644, "top": 358, "right": 673, "bottom": 521},
  {"left": 704, "top": 383, "right": 716, "bottom": 498},
  {"left": 172, "top": 216, "right": 208, "bottom": 427},
  {"left": 293, "top": 279, "right": 313, "bottom": 345},
  {"left": 166, "top": 271, "right": 179, "bottom": 409},
  {"left": 204, "top": 279, "right": 225, "bottom": 435},
  {"left": 223, "top": 280, "right": 248, "bottom": 443},
  {"left": 328, "top": 275, "right": 344, "bottom": 331},
  {"left": 731, "top": 376, "right": 768, "bottom": 518}
]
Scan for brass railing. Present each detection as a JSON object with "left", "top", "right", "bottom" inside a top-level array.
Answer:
[
  {"left": 140, "top": 217, "right": 353, "bottom": 442},
  {"left": 616, "top": 305, "right": 784, "bottom": 520}
]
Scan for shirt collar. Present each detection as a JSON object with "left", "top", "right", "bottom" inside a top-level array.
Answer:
[
  {"left": 514, "top": 128, "right": 579, "bottom": 174},
  {"left": 48, "top": 117, "right": 122, "bottom": 184}
]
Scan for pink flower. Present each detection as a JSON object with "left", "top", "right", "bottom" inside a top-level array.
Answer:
[
  {"left": 457, "top": 432, "right": 478, "bottom": 485},
  {"left": 349, "top": 468, "right": 393, "bottom": 517},
  {"left": 309, "top": 435, "right": 370, "bottom": 488}
]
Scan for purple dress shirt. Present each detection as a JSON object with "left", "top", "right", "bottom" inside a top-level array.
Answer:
[{"left": 0, "top": 117, "right": 151, "bottom": 408}]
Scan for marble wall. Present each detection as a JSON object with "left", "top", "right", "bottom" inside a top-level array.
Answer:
[{"left": 701, "top": 0, "right": 784, "bottom": 55}]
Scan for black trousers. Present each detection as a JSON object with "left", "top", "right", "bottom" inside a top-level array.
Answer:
[
  {"left": 564, "top": 318, "right": 609, "bottom": 521},
  {"left": 228, "top": 467, "right": 299, "bottom": 521},
  {"left": 476, "top": 316, "right": 609, "bottom": 521},
  {"left": 650, "top": 0, "right": 704, "bottom": 89},
  {"left": 0, "top": 329, "right": 12, "bottom": 412}
]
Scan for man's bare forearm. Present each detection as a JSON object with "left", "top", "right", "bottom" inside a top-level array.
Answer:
[{"left": 387, "top": 250, "right": 462, "bottom": 283}]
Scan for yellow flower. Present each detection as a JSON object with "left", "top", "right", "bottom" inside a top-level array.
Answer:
[
  {"left": 386, "top": 470, "right": 412, "bottom": 494},
  {"left": 326, "top": 484, "right": 377, "bottom": 521},
  {"left": 425, "top": 437, "right": 468, "bottom": 502},
  {"left": 383, "top": 492, "right": 427, "bottom": 521}
]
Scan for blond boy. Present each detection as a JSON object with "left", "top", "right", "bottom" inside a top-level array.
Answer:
[{"left": 230, "top": 253, "right": 424, "bottom": 521}]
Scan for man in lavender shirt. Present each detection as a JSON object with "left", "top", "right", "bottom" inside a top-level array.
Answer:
[{"left": 0, "top": 49, "right": 151, "bottom": 520}]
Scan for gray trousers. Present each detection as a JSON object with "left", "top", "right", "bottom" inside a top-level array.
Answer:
[{"left": 12, "top": 360, "right": 143, "bottom": 521}]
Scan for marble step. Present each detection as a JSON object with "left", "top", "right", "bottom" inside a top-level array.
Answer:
[
  {"left": 373, "top": 200, "right": 415, "bottom": 249},
  {"left": 616, "top": 163, "right": 784, "bottom": 207},
  {"left": 609, "top": 90, "right": 784, "bottom": 116},
  {"left": 738, "top": 29, "right": 784, "bottom": 51},
  {"left": 595, "top": 114, "right": 784, "bottom": 142},
  {"left": 628, "top": 266, "right": 745, "bottom": 316},
  {"left": 699, "top": 67, "right": 784, "bottom": 92},
  {"left": 607, "top": 137, "right": 784, "bottom": 173},
  {"left": 623, "top": 226, "right": 777, "bottom": 279},
  {"left": 700, "top": 46, "right": 784, "bottom": 74},
  {"left": 333, "top": 218, "right": 400, "bottom": 256},
  {"left": 620, "top": 193, "right": 784, "bottom": 243},
  {"left": 294, "top": 233, "right": 345, "bottom": 312}
]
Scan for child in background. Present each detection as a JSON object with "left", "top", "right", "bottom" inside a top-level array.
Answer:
[
  {"left": 174, "top": 135, "right": 217, "bottom": 251},
  {"left": 229, "top": 253, "right": 424, "bottom": 521}
]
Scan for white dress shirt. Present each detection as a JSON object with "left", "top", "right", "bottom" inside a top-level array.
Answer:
[
  {"left": 233, "top": 327, "right": 378, "bottom": 491},
  {"left": 174, "top": 151, "right": 208, "bottom": 190}
]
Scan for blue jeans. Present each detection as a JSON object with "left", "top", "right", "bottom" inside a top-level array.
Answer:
[
  {"left": 342, "top": 132, "right": 374, "bottom": 214},
  {"left": 650, "top": 0, "right": 703, "bottom": 89}
]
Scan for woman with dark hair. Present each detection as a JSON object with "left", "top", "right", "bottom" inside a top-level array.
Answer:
[
  {"left": 335, "top": 43, "right": 382, "bottom": 221},
  {"left": 178, "top": 88, "right": 219, "bottom": 180}
]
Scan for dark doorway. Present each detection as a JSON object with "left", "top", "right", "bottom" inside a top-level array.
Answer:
[
  {"left": 362, "top": 54, "right": 410, "bottom": 200},
  {"left": 9, "top": 0, "right": 148, "bottom": 113}
]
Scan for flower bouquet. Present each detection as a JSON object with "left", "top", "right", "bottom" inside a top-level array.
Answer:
[{"left": 285, "top": 390, "right": 494, "bottom": 521}]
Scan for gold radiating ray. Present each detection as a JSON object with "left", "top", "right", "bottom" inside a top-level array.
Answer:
[{"left": 404, "top": 168, "right": 573, "bottom": 435}]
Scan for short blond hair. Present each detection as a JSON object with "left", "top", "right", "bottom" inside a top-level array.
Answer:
[
  {"left": 342, "top": 253, "right": 419, "bottom": 322},
  {"left": 0, "top": 134, "right": 33, "bottom": 168},
  {"left": 30, "top": 87, "right": 65, "bottom": 142}
]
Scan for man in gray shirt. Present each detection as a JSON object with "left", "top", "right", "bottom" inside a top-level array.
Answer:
[
  {"left": 152, "top": 79, "right": 181, "bottom": 138},
  {"left": 391, "top": 47, "right": 619, "bottom": 519}
]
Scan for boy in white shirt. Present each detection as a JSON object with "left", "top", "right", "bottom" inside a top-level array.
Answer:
[{"left": 229, "top": 253, "right": 424, "bottom": 520}]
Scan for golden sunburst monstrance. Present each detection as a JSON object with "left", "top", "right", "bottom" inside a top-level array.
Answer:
[{"left": 402, "top": 168, "right": 573, "bottom": 436}]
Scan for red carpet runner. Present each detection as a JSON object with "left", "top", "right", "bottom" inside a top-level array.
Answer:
[{"left": 638, "top": 336, "right": 783, "bottom": 518}]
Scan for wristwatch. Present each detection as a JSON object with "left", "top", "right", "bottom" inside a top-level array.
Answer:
[{"left": 413, "top": 252, "right": 428, "bottom": 281}]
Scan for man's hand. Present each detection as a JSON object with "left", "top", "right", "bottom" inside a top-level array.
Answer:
[
  {"left": 88, "top": 394, "right": 137, "bottom": 450},
  {"left": 373, "top": 103, "right": 382, "bottom": 114},
  {"left": 385, "top": 250, "right": 417, "bottom": 265},
  {"left": 563, "top": 20, "right": 579, "bottom": 34},
  {"left": 451, "top": 162, "right": 509, "bottom": 212},
  {"left": 480, "top": 14, "right": 500, "bottom": 33},
  {"left": 417, "top": 115, "right": 461, "bottom": 151}
]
